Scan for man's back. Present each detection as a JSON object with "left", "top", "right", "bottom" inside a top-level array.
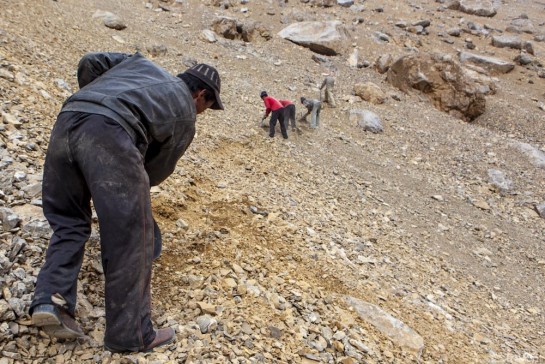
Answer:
[{"left": 64, "top": 52, "right": 196, "bottom": 145}]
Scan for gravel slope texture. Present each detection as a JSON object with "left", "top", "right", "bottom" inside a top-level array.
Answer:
[{"left": 0, "top": 0, "right": 544, "bottom": 363}]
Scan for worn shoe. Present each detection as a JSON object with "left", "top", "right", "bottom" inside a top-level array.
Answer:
[
  {"left": 32, "top": 304, "right": 84, "bottom": 339},
  {"left": 105, "top": 327, "right": 175, "bottom": 353}
]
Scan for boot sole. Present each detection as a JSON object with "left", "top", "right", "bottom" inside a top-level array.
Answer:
[
  {"left": 104, "top": 332, "right": 175, "bottom": 353},
  {"left": 32, "top": 311, "right": 83, "bottom": 339},
  {"left": 32, "top": 311, "right": 61, "bottom": 327}
]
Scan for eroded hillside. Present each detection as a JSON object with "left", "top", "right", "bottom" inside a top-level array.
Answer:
[{"left": 0, "top": 0, "right": 544, "bottom": 363}]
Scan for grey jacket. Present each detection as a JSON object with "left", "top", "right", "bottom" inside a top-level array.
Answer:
[{"left": 61, "top": 52, "right": 196, "bottom": 186}]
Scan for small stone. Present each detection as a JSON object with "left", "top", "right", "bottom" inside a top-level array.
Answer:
[
  {"left": 196, "top": 315, "right": 217, "bottom": 334},
  {"left": 473, "top": 200, "right": 490, "bottom": 210},
  {"left": 197, "top": 302, "right": 216, "bottom": 315}
]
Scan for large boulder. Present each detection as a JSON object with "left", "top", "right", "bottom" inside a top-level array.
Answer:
[
  {"left": 354, "top": 82, "right": 387, "bottom": 104},
  {"left": 278, "top": 21, "right": 352, "bottom": 56},
  {"left": 387, "top": 53, "right": 489, "bottom": 121}
]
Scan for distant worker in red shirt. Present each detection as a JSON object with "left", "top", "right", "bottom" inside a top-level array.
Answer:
[
  {"left": 279, "top": 99, "right": 297, "bottom": 132},
  {"left": 260, "top": 91, "right": 288, "bottom": 139}
]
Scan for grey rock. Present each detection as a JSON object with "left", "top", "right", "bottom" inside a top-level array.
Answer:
[
  {"left": 8, "top": 236, "right": 25, "bottom": 262},
  {"left": 13, "top": 171, "right": 26, "bottom": 182},
  {"left": 491, "top": 35, "right": 534, "bottom": 55},
  {"left": 375, "top": 54, "right": 393, "bottom": 74},
  {"left": 1, "top": 112, "right": 21, "bottom": 127},
  {"left": 92, "top": 10, "right": 127, "bottom": 30},
  {"left": 459, "top": 51, "right": 515, "bottom": 74},
  {"left": 337, "top": 0, "right": 354, "bottom": 7},
  {"left": 201, "top": 29, "right": 218, "bottom": 43},
  {"left": 458, "top": 0, "right": 500, "bottom": 17},
  {"left": 278, "top": 21, "right": 352, "bottom": 56},
  {"left": 0, "top": 300, "right": 15, "bottom": 321},
  {"left": 373, "top": 31, "right": 390, "bottom": 42},
  {"left": 21, "top": 219, "right": 51, "bottom": 239},
  {"left": 103, "top": 15, "right": 127, "bottom": 30},
  {"left": 54, "top": 79, "right": 72, "bottom": 93},
  {"left": 345, "top": 296, "right": 424, "bottom": 353},
  {"left": 350, "top": 338, "right": 370, "bottom": 353},
  {"left": 487, "top": 169, "right": 513, "bottom": 193},
  {"left": 12, "top": 267, "right": 26, "bottom": 280},
  {"left": 212, "top": 16, "right": 267, "bottom": 42},
  {"left": 10, "top": 282, "right": 27, "bottom": 298},
  {"left": 536, "top": 202, "right": 545, "bottom": 219},
  {"left": 350, "top": 110, "right": 384, "bottom": 134},
  {"left": 0, "top": 68, "right": 15, "bottom": 82},
  {"left": 0, "top": 255, "right": 11, "bottom": 275},
  {"left": 512, "top": 141, "right": 545, "bottom": 169},
  {"left": 21, "top": 182, "right": 41, "bottom": 198},
  {"left": 196, "top": 315, "right": 218, "bottom": 334},
  {"left": 447, "top": 28, "right": 462, "bottom": 36},
  {"left": 7, "top": 298, "right": 25, "bottom": 317},
  {"left": 413, "top": 19, "right": 431, "bottom": 28},
  {"left": 268, "top": 325, "right": 283, "bottom": 339},
  {"left": 333, "top": 330, "right": 346, "bottom": 340},
  {"left": 146, "top": 44, "right": 168, "bottom": 57},
  {"left": 0, "top": 208, "right": 21, "bottom": 231},
  {"left": 514, "top": 53, "right": 533, "bottom": 66},
  {"left": 510, "top": 16, "right": 535, "bottom": 34}
]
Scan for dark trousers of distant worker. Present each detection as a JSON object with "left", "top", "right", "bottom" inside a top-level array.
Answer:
[
  {"left": 30, "top": 111, "right": 155, "bottom": 351},
  {"left": 269, "top": 108, "right": 288, "bottom": 139},
  {"left": 283, "top": 104, "right": 296, "bottom": 130}
]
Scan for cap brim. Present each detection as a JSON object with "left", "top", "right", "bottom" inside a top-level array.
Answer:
[{"left": 211, "top": 89, "right": 224, "bottom": 110}]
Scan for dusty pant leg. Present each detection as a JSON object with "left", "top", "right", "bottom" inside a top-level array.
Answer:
[
  {"left": 70, "top": 115, "right": 155, "bottom": 351},
  {"left": 326, "top": 89, "right": 336, "bottom": 107},
  {"left": 269, "top": 110, "right": 279, "bottom": 137},
  {"left": 278, "top": 110, "right": 288, "bottom": 139},
  {"left": 288, "top": 105, "right": 296, "bottom": 129},
  {"left": 282, "top": 106, "right": 291, "bottom": 129},
  {"left": 31, "top": 112, "right": 93, "bottom": 316},
  {"left": 316, "top": 103, "right": 321, "bottom": 126},
  {"left": 311, "top": 104, "right": 319, "bottom": 128}
]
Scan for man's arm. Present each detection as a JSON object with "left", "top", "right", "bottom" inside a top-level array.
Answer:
[
  {"left": 299, "top": 106, "right": 311, "bottom": 120},
  {"left": 320, "top": 78, "right": 326, "bottom": 90},
  {"left": 76, "top": 52, "right": 131, "bottom": 89},
  {"left": 144, "top": 122, "right": 196, "bottom": 186}
]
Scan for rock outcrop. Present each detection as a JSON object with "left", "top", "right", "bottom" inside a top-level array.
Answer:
[{"left": 387, "top": 53, "right": 488, "bottom": 121}]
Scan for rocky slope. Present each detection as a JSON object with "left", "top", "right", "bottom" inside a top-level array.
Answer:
[{"left": 0, "top": 0, "right": 544, "bottom": 363}]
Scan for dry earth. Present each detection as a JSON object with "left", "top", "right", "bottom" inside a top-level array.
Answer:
[{"left": 0, "top": 0, "right": 544, "bottom": 363}]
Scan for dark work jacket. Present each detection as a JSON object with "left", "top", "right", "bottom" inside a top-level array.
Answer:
[{"left": 61, "top": 52, "right": 196, "bottom": 186}]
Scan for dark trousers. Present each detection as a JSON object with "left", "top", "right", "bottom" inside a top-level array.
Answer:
[
  {"left": 269, "top": 108, "right": 288, "bottom": 139},
  {"left": 283, "top": 104, "right": 296, "bottom": 129},
  {"left": 31, "top": 112, "right": 155, "bottom": 351}
]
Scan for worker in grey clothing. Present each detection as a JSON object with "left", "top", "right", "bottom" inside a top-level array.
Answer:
[
  {"left": 299, "top": 97, "right": 321, "bottom": 129},
  {"left": 320, "top": 75, "right": 336, "bottom": 108}
]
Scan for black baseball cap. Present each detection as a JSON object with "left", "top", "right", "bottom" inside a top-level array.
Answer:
[{"left": 184, "top": 63, "right": 224, "bottom": 110}]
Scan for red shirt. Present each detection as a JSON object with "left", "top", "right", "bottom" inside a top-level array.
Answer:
[
  {"left": 263, "top": 96, "right": 283, "bottom": 116},
  {"left": 279, "top": 100, "right": 293, "bottom": 106}
]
